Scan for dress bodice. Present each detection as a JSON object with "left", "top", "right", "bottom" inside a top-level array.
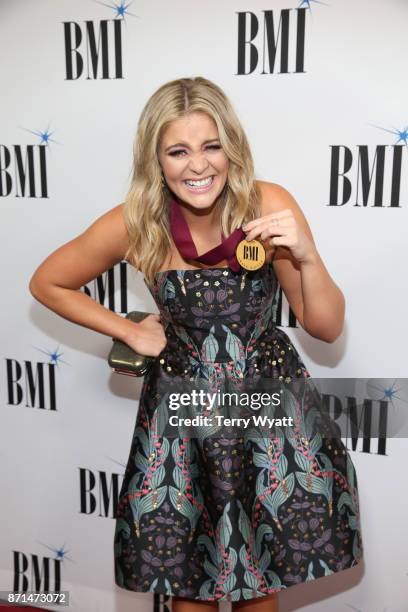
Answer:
[{"left": 147, "top": 263, "right": 278, "bottom": 364}]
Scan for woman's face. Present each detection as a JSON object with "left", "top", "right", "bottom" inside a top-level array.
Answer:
[{"left": 157, "top": 111, "right": 229, "bottom": 210}]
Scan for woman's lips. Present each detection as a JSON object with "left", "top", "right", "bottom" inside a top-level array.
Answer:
[{"left": 183, "top": 175, "right": 215, "bottom": 193}]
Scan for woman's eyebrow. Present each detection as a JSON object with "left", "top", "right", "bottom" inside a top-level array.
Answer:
[{"left": 164, "top": 138, "right": 220, "bottom": 152}]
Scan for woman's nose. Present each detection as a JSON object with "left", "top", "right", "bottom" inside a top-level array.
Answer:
[{"left": 188, "top": 152, "right": 210, "bottom": 174}]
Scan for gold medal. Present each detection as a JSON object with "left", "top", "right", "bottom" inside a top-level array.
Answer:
[{"left": 235, "top": 239, "right": 266, "bottom": 271}]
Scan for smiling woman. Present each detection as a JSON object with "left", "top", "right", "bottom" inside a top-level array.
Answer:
[
  {"left": 158, "top": 116, "right": 229, "bottom": 202},
  {"left": 28, "top": 76, "right": 363, "bottom": 612}
]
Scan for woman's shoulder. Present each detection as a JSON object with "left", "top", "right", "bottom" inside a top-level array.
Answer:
[
  {"left": 254, "top": 180, "right": 305, "bottom": 217},
  {"left": 89, "top": 201, "right": 130, "bottom": 262},
  {"left": 101, "top": 201, "right": 127, "bottom": 235}
]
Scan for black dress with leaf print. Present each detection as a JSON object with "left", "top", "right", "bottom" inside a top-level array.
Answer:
[{"left": 113, "top": 262, "right": 363, "bottom": 602}]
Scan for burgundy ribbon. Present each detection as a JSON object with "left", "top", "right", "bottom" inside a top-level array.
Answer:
[{"left": 169, "top": 196, "right": 246, "bottom": 272}]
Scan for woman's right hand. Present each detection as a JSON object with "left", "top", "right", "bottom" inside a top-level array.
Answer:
[{"left": 124, "top": 314, "right": 167, "bottom": 357}]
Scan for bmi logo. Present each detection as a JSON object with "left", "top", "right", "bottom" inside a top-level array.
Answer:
[
  {"left": 0, "top": 126, "right": 56, "bottom": 198},
  {"left": 6, "top": 360, "right": 58, "bottom": 411},
  {"left": 12, "top": 552, "right": 62, "bottom": 592},
  {"left": 82, "top": 260, "right": 129, "bottom": 313},
  {"left": 328, "top": 124, "right": 408, "bottom": 207},
  {"left": 6, "top": 343, "right": 68, "bottom": 410},
  {"left": 12, "top": 542, "right": 71, "bottom": 593},
  {"left": 79, "top": 467, "right": 122, "bottom": 517},
  {"left": 236, "top": 8, "right": 308, "bottom": 75},
  {"left": 63, "top": 1, "right": 138, "bottom": 80}
]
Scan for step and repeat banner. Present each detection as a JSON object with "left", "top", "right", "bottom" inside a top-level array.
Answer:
[{"left": 1, "top": 1, "right": 407, "bottom": 611}]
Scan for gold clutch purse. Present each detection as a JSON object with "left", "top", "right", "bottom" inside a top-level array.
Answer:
[{"left": 108, "top": 311, "right": 155, "bottom": 377}]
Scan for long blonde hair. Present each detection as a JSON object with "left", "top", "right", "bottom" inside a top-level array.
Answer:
[{"left": 123, "top": 76, "right": 262, "bottom": 285}]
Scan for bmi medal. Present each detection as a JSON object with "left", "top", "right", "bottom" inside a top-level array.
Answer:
[{"left": 235, "top": 239, "right": 266, "bottom": 271}]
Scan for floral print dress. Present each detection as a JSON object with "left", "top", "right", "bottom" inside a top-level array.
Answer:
[{"left": 113, "top": 262, "right": 364, "bottom": 602}]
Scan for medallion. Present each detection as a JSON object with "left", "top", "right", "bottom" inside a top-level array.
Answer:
[{"left": 235, "top": 239, "right": 266, "bottom": 271}]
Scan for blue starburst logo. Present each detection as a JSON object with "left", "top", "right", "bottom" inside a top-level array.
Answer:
[
  {"left": 37, "top": 541, "right": 73, "bottom": 563},
  {"left": 353, "top": 378, "right": 408, "bottom": 439},
  {"left": 298, "top": 0, "right": 329, "bottom": 10},
  {"left": 19, "top": 122, "right": 60, "bottom": 148},
  {"left": 364, "top": 379, "right": 406, "bottom": 408},
  {"left": 31, "top": 345, "right": 70, "bottom": 368},
  {"left": 370, "top": 123, "right": 408, "bottom": 147},
  {"left": 94, "top": 0, "right": 139, "bottom": 20}
]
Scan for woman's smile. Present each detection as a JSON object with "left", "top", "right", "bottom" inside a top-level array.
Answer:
[
  {"left": 158, "top": 111, "right": 229, "bottom": 209},
  {"left": 183, "top": 175, "right": 216, "bottom": 193}
]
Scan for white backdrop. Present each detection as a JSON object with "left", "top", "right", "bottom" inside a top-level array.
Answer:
[{"left": 1, "top": 0, "right": 408, "bottom": 610}]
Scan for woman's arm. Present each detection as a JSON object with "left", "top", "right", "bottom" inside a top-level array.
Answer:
[
  {"left": 256, "top": 181, "right": 345, "bottom": 343},
  {"left": 294, "top": 247, "right": 345, "bottom": 343},
  {"left": 28, "top": 203, "right": 136, "bottom": 342}
]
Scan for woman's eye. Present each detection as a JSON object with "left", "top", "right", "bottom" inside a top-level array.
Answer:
[
  {"left": 169, "top": 149, "right": 186, "bottom": 157},
  {"left": 168, "top": 144, "right": 221, "bottom": 157}
]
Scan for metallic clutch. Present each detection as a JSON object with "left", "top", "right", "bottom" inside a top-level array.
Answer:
[{"left": 108, "top": 311, "right": 155, "bottom": 377}]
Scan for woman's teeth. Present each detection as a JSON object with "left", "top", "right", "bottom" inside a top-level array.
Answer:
[{"left": 184, "top": 176, "right": 214, "bottom": 188}]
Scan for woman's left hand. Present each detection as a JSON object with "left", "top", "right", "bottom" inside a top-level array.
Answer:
[{"left": 242, "top": 208, "right": 317, "bottom": 265}]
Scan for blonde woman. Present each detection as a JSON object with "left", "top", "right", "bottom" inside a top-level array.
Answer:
[{"left": 29, "top": 77, "right": 363, "bottom": 611}]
